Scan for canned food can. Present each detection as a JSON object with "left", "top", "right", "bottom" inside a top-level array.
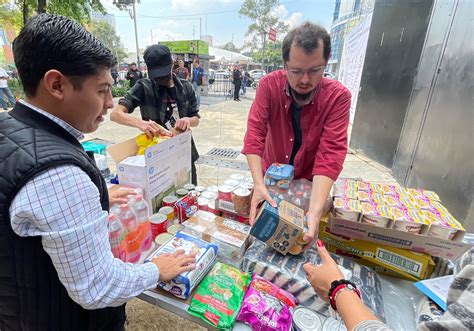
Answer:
[
  {"left": 162, "top": 195, "right": 178, "bottom": 207},
  {"left": 167, "top": 224, "right": 184, "bottom": 235},
  {"left": 207, "top": 200, "right": 222, "bottom": 216},
  {"left": 150, "top": 213, "right": 168, "bottom": 238},
  {"left": 224, "top": 179, "right": 240, "bottom": 188},
  {"left": 206, "top": 185, "right": 219, "bottom": 193},
  {"left": 154, "top": 233, "right": 172, "bottom": 247},
  {"left": 230, "top": 173, "right": 245, "bottom": 181},
  {"left": 194, "top": 185, "right": 206, "bottom": 192},
  {"left": 201, "top": 190, "right": 217, "bottom": 200},
  {"left": 231, "top": 188, "right": 251, "bottom": 215},
  {"left": 292, "top": 306, "right": 323, "bottom": 331},
  {"left": 218, "top": 185, "right": 234, "bottom": 201},
  {"left": 183, "top": 183, "right": 195, "bottom": 191},
  {"left": 321, "top": 316, "right": 347, "bottom": 331},
  {"left": 189, "top": 190, "right": 200, "bottom": 197},
  {"left": 176, "top": 189, "right": 189, "bottom": 198},
  {"left": 158, "top": 206, "right": 175, "bottom": 222},
  {"left": 197, "top": 197, "right": 210, "bottom": 211},
  {"left": 238, "top": 181, "right": 254, "bottom": 190}
]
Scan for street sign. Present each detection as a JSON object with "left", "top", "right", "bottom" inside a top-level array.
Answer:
[{"left": 268, "top": 28, "right": 277, "bottom": 42}]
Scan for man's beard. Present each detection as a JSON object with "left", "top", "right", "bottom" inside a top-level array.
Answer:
[{"left": 291, "top": 88, "right": 316, "bottom": 104}]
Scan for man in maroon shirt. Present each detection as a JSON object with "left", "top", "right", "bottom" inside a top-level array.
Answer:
[{"left": 242, "top": 22, "right": 351, "bottom": 248}]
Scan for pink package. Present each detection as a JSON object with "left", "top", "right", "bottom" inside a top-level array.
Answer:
[{"left": 237, "top": 274, "right": 296, "bottom": 331}]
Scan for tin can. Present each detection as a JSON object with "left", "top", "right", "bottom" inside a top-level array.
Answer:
[
  {"left": 239, "top": 181, "right": 254, "bottom": 190},
  {"left": 150, "top": 213, "right": 168, "bottom": 238},
  {"left": 321, "top": 316, "right": 347, "bottom": 331},
  {"left": 231, "top": 188, "right": 251, "bottom": 215},
  {"left": 167, "top": 224, "right": 184, "bottom": 235},
  {"left": 292, "top": 306, "right": 323, "bottom": 331},
  {"left": 154, "top": 232, "right": 172, "bottom": 247},
  {"left": 218, "top": 185, "right": 234, "bottom": 201},
  {"left": 183, "top": 183, "right": 195, "bottom": 191},
  {"left": 194, "top": 185, "right": 206, "bottom": 192},
  {"left": 197, "top": 197, "right": 209, "bottom": 211},
  {"left": 224, "top": 179, "right": 240, "bottom": 188},
  {"left": 230, "top": 173, "right": 245, "bottom": 181},
  {"left": 206, "top": 185, "right": 219, "bottom": 193},
  {"left": 176, "top": 188, "right": 189, "bottom": 198},
  {"left": 158, "top": 206, "right": 175, "bottom": 221},
  {"left": 207, "top": 200, "right": 222, "bottom": 216},
  {"left": 189, "top": 190, "right": 200, "bottom": 197},
  {"left": 162, "top": 195, "right": 178, "bottom": 207},
  {"left": 201, "top": 190, "right": 217, "bottom": 200}
]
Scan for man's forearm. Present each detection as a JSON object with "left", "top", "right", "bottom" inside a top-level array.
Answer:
[
  {"left": 246, "top": 154, "right": 265, "bottom": 186},
  {"left": 187, "top": 116, "right": 200, "bottom": 127},
  {"left": 308, "top": 175, "right": 334, "bottom": 219},
  {"left": 110, "top": 105, "right": 140, "bottom": 128}
]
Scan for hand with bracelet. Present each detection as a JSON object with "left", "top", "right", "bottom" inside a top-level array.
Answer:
[{"left": 303, "top": 240, "right": 389, "bottom": 330}]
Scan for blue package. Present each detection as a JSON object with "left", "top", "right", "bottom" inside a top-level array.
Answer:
[{"left": 265, "top": 163, "right": 294, "bottom": 180}]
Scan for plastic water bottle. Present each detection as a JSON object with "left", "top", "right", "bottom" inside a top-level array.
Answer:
[
  {"left": 131, "top": 195, "right": 153, "bottom": 252},
  {"left": 108, "top": 214, "right": 125, "bottom": 260},
  {"left": 117, "top": 204, "right": 141, "bottom": 263}
]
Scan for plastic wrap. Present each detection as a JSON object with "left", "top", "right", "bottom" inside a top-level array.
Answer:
[{"left": 240, "top": 240, "right": 386, "bottom": 322}]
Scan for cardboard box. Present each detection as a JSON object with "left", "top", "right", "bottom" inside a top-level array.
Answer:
[
  {"left": 328, "top": 214, "right": 471, "bottom": 260},
  {"left": 250, "top": 200, "right": 305, "bottom": 255},
  {"left": 182, "top": 210, "right": 251, "bottom": 268},
  {"left": 319, "top": 219, "right": 435, "bottom": 281},
  {"left": 107, "top": 131, "right": 192, "bottom": 213}
]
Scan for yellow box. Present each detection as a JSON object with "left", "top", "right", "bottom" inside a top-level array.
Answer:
[{"left": 319, "top": 218, "right": 435, "bottom": 281}]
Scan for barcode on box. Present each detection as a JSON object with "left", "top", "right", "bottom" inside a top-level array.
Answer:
[
  {"left": 218, "top": 200, "right": 235, "bottom": 212},
  {"left": 376, "top": 248, "right": 422, "bottom": 277}
]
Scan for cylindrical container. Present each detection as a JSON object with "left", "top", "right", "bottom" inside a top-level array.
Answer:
[
  {"left": 162, "top": 195, "right": 178, "bottom": 207},
  {"left": 183, "top": 183, "right": 195, "bottom": 191},
  {"left": 194, "top": 185, "right": 206, "bottom": 192},
  {"left": 244, "top": 176, "right": 254, "bottom": 184},
  {"left": 391, "top": 207, "right": 424, "bottom": 234},
  {"left": 158, "top": 206, "right": 175, "bottom": 222},
  {"left": 230, "top": 173, "right": 245, "bottom": 181},
  {"left": 288, "top": 244, "right": 303, "bottom": 255},
  {"left": 322, "top": 316, "right": 347, "bottom": 331},
  {"left": 197, "top": 197, "right": 210, "bottom": 211},
  {"left": 176, "top": 188, "right": 189, "bottom": 198},
  {"left": 207, "top": 200, "right": 222, "bottom": 216},
  {"left": 361, "top": 202, "right": 391, "bottom": 228},
  {"left": 150, "top": 213, "right": 168, "bottom": 238},
  {"left": 218, "top": 185, "right": 234, "bottom": 201},
  {"left": 238, "top": 181, "right": 254, "bottom": 190},
  {"left": 207, "top": 185, "right": 219, "bottom": 193},
  {"left": 427, "top": 222, "right": 458, "bottom": 240},
  {"left": 292, "top": 306, "right": 323, "bottom": 331},
  {"left": 231, "top": 188, "right": 251, "bottom": 215},
  {"left": 189, "top": 190, "right": 200, "bottom": 197},
  {"left": 224, "top": 179, "right": 240, "bottom": 188},
  {"left": 154, "top": 233, "right": 172, "bottom": 247},
  {"left": 201, "top": 190, "right": 217, "bottom": 200},
  {"left": 333, "top": 198, "right": 361, "bottom": 222},
  {"left": 167, "top": 224, "right": 184, "bottom": 235},
  {"left": 393, "top": 220, "right": 423, "bottom": 234}
]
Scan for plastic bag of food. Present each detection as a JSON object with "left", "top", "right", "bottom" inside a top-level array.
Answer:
[
  {"left": 188, "top": 262, "right": 251, "bottom": 329},
  {"left": 237, "top": 274, "right": 296, "bottom": 331}
]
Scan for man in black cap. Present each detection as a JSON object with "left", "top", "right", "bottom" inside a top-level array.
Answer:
[{"left": 110, "top": 44, "right": 200, "bottom": 184}]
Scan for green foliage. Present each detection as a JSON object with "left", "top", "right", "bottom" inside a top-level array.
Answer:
[
  {"left": 89, "top": 21, "right": 128, "bottom": 63},
  {"left": 0, "top": 2, "right": 22, "bottom": 32},
  {"left": 252, "top": 40, "right": 282, "bottom": 67},
  {"left": 111, "top": 84, "right": 128, "bottom": 98},
  {"left": 219, "top": 42, "right": 240, "bottom": 53},
  {"left": 7, "top": 78, "right": 25, "bottom": 100}
]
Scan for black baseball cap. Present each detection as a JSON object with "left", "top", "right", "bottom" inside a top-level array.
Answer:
[{"left": 143, "top": 44, "right": 173, "bottom": 79}]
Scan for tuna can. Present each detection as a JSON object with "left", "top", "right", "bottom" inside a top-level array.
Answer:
[
  {"left": 162, "top": 195, "right": 178, "bottom": 207},
  {"left": 224, "top": 179, "right": 240, "bottom": 188},
  {"left": 176, "top": 189, "right": 189, "bottom": 198},
  {"left": 194, "top": 185, "right": 206, "bottom": 192},
  {"left": 230, "top": 173, "right": 245, "bottom": 181},
  {"left": 158, "top": 206, "right": 175, "bottom": 222},
  {"left": 292, "top": 306, "right": 323, "bottom": 331},
  {"left": 197, "top": 197, "right": 210, "bottom": 211},
  {"left": 183, "top": 183, "right": 195, "bottom": 191},
  {"left": 321, "top": 316, "right": 347, "bottom": 331},
  {"left": 167, "top": 224, "right": 184, "bottom": 235},
  {"left": 206, "top": 185, "right": 219, "bottom": 193},
  {"left": 201, "top": 190, "right": 217, "bottom": 200},
  {"left": 154, "top": 233, "right": 172, "bottom": 247},
  {"left": 150, "top": 213, "right": 168, "bottom": 238},
  {"left": 218, "top": 185, "right": 234, "bottom": 201}
]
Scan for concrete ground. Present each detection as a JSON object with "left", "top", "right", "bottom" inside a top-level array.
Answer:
[{"left": 82, "top": 89, "right": 397, "bottom": 330}]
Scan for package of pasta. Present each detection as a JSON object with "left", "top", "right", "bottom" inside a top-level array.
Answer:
[
  {"left": 237, "top": 274, "right": 296, "bottom": 331},
  {"left": 188, "top": 262, "right": 251, "bottom": 329}
]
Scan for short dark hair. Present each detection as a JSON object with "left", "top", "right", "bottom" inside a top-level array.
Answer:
[
  {"left": 282, "top": 22, "right": 331, "bottom": 63},
  {"left": 13, "top": 14, "right": 116, "bottom": 97},
  {"left": 130, "top": 62, "right": 137, "bottom": 66}
]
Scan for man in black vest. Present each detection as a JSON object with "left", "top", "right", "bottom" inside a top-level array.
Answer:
[
  {"left": 0, "top": 14, "right": 196, "bottom": 331},
  {"left": 110, "top": 44, "right": 200, "bottom": 185}
]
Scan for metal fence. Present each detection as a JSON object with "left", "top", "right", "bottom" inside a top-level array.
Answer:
[{"left": 207, "top": 77, "right": 234, "bottom": 98}]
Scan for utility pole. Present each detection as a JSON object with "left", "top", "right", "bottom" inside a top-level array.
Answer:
[
  {"left": 150, "top": 29, "right": 153, "bottom": 45},
  {"left": 199, "top": 17, "right": 202, "bottom": 40},
  {"left": 132, "top": 0, "right": 140, "bottom": 66}
]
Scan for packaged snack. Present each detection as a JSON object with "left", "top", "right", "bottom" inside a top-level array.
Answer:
[
  {"left": 360, "top": 202, "right": 392, "bottom": 228},
  {"left": 333, "top": 198, "right": 361, "bottom": 221},
  {"left": 237, "top": 274, "right": 296, "bottom": 331},
  {"left": 390, "top": 207, "right": 427, "bottom": 234},
  {"left": 147, "top": 231, "right": 217, "bottom": 299},
  {"left": 188, "top": 262, "right": 251, "bottom": 329},
  {"left": 264, "top": 163, "right": 294, "bottom": 189}
]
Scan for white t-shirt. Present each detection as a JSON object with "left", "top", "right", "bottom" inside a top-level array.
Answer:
[{"left": 0, "top": 68, "right": 9, "bottom": 88}]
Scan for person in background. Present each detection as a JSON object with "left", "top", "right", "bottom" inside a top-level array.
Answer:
[
  {"left": 110, "top": 45, "right": 200, "bottom": 185},
  {"left": 232, "top": 65, "right": 242, "bottom": 101},
  {"left": 111, "top": 66, "right": 119, "bottom": 85},
  {"left": 126, "top": 62, "right": 143, "bottom": 88},
  {"left": 0, "top": 66, "right": 16, "bottom": 110},
  {"left": 304, "top": 241, "right": 474, "bottom": 331},
  {"left": 175, "top": 60, "right": 190, "bottom": 80},
  {"left": 0, "top": 14, "right": 195, "bottom": 331},
  {"left": 242, "top": 22, "right": 351, "bottom": 248},
  {"left": 190, "top": 58, "right": 205, "bottom": 109},
  {"left": 241, "top": 70, "right": 250, "bottom": 97}
]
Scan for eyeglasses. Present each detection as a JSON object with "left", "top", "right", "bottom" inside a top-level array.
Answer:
[{"left": 285, "top": 65, "right": 326, "bottom": 78}]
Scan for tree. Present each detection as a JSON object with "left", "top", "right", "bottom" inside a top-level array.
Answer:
[
  {"left": 239, "top": 0, "right": 288, "bottom": 68},
  {"left": 89, "top": 21, "right": 128, "bottom": 63},
  {"left": 0, "top": 1, "right": 23, "bottom": 32},
  {"left": 15, "top": 0, "right": 106, "bottom": 25},
  {"left": 219, "top": 41, "right": 240, "bottom": 53}
]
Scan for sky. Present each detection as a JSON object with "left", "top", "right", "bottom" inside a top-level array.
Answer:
[{"left": 100, "top": 0, "right": 336, "bottom": 53}]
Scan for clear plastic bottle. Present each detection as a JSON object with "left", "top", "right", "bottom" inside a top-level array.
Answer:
[
  {"left": 131, "top": 195, "right": 153, "bottom": 252},
  {"left": 291, "top": 191, "right": 305, "bottom": 208},
  {"left": 108, "top": 214, "right": 125, "bottom": 260},
  {"left": 117, "top": 204, "right": 141, "bottom": 263}
]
